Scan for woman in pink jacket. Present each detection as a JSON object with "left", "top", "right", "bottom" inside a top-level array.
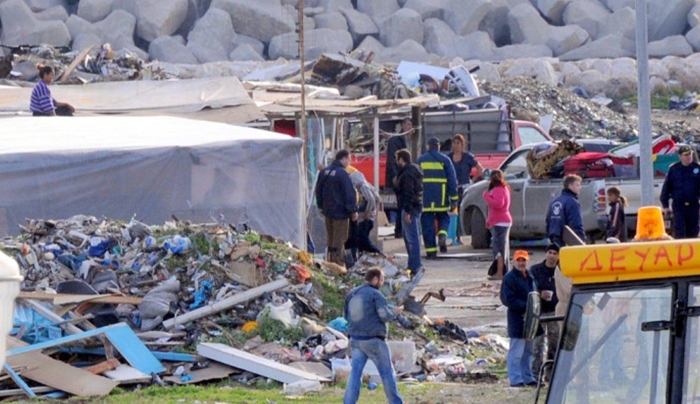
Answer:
[{"left": 483, "top": 170, "right": 512, "bottom": 279}]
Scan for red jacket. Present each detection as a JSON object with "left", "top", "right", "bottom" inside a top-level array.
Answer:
[{"left": 483, "top": 185, "right": 512, "bottom": 227}]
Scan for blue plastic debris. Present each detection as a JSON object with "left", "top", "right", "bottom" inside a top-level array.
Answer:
[
  {"left": 88, "top": 237, "right": 116, "bottom": 257},
  {"left": 163, "top": 235, "right": 192, "bottom": 254},
  {"left": 327, "top": 317, "right": 348, "bottom": 333},
  {"left": 57, "top": 253, "right": 88, "bottom": 273},
  {"left": 180, "top": 374, "right": 194, "bottom": 382},
  {"left": 189, "top": 280, "right": 213, "bottom": 309}
]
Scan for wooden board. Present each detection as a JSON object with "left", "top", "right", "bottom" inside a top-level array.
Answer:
[
  {"left": 5, "top": 337, "right": 118, "bottom": 396},
  {"left": 103, "top": 365, "right": 151, "bottom": 384},
  {"left": 197, "top": 343, "right": 330, "bottom": 384},
  {"left": 19, "top": 291, "right": 142, "bottom": 305},
  {"left": 58, "top": 46, "right": 93, "bottom": 83}
]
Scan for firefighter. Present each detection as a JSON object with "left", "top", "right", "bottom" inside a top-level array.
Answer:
[{"left": 417, "top": 137, "right": 458, "bottom": 258}]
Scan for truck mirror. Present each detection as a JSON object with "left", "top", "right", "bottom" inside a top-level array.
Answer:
[
  {"left": 561, "top": 303, "right": 584, "bottom": 351},
  {"left": 482, "top": 168, "right": 492, "bottom": 180},
  {"left": 524, "top": 291, "right": 541, "bottom": 341}
]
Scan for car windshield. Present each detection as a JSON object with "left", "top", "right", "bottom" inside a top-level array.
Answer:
[{"left": 547, "top": 287, "right": 673, "bottom": 404}]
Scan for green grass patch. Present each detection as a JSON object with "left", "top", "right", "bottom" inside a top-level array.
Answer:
[{"left": 623, "top": 88, "right": 689, "bottom": 110}]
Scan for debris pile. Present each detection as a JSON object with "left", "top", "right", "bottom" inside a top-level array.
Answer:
[
  {"left": 481, "top": 76, "right": 700, "bottom": 141},
  {"left": 0, "top": 215, "right": 506, "bottom": 399}
]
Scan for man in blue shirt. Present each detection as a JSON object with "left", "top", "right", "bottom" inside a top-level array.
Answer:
[
  {"left": 660, "top": 145, "right": 700, "bottom": 238},
  {"left": 546, "top": 175, "right": 584, "bottom": 246},
  {"left": 344, "top": 268, "right": 404, "bottom": 404}
]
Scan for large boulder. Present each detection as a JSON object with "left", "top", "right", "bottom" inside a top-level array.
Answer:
[
  {"left": 501, "top": 58, "right": 560, "bottom": 86},
  {"left": 458, "top": 31, "right": 496, "bottom": 61},
  {"left": 77, "top": 0, "right": 114, "bottom": 23},
  {"left": 135, "top": 0, "right": 188, "bottom": 42},
  {"left": 211, "top": 0, "right": 295, "bottom": 43},
  {"left": 444, "top": 0, "right": 490, "bottom": 35},
  {"left": 509, "top": 3, "right": 588, "bottom": 56},
  {"left": 480, "top": 0, "right": 527, "bottom": 47},
  {"left": 314, "top": 11, "right": 348, "bottom": 31},
  {"left": 686, "top": 25, "right": 700, "bottom": 52},
  {"left": 536, "top": 0, "right": 572, "bottom": 25},
  {"left": 377, "top": 8, "right": 423, "bottom": 47},
  {"left": 423, "top": 18, "right": 457, "bottom": 57},
  {"left": 110, "top": 0, "right": 137, "bottom": 15},
  {"left": 689, "top": 3, "right": 700, "bottom": 28},
  {"left": 66, "top": 14, "right": 101, "bottom": 40},
  {"left": 231, "top": 34, "right": 265, "bottom": 56},
  {"left": 559, "top": 34, "right": 635, "bottom": 61},
  {"left": 149, "top": 36, "right": 198, "bottom": 64},
  {"left": 339, "top": 7, "right": 379, "bottom": 45},
  {"left": 23, "top": 0, "right": 67, "bottom": 12},
  {"left": 648, "top": 35, "right": 693, "bottom": 58},
  {"left": 186, "top": 8, "right": 236, "bottom": 63},
  {"left": 72, "top": 33, "right": 103, "bottom": 51},
  {"left": 0, "top": 0, "right": 70, "bottom": 46},
  {"left": 564, "top": 69, "right": 608, "bottom": 96},
  {"left": 662, "top": 55, "right": 700, "bottom": 89},
  {"left": 229, "top": 44, "right": 265, "bottom": 61},
  {"left": 94, "top": 10, "right": 136, "bottom": 45},
  {"left": 374, "top": 39, "right": 430, "bottom": 63},
  {"left": 562, "top": 0, "right": 610, "bottom": 39},
  {"left": 268, "top": 28, "right": 353, "bottom": 59},
  {"left": 35, "top": 5, "right": 69, "bottom": 21},
  {"left": 315, "top": 0, "right": 354, "bottom": 11},
  {"left": 597, "top": 6, "right": 636, "bottom": 40},
  {"left": 648, "top": 58, "right": 670, "bottom": 80},
  {"left": 647, "top": 0, "right": 694, "bottom": 42},
  {"left": 356, "top": 0, "right": 400, "bottom": 22},
  {"left": 403, "top": 0, "right": 446, "bottom": 20},
  {"left": 354, "top": 35, "right": 385, "bottom": 55},
  {"left": 603, "top": 0, "right": 633, "bottom": 11}
]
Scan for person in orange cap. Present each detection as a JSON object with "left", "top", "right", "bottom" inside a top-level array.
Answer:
[{"left": 500, "top": 249, "right": 538, "bottom": 387}]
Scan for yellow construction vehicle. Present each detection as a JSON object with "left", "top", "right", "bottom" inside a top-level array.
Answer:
[{"left": 528, "top": 206, "right": 700, "bottom": 403}]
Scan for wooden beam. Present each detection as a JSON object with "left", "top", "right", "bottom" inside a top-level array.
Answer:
[
  {"left": 162, "top": 278, "right": 289, "bottom": 329},
  {"left": 84, "top": 359, "right": 120, "bottom": 375},
  {"left": 18, "top": 291, "right": 142, "bottom": 306}
]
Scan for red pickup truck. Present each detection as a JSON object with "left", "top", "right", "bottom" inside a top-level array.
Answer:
[{"left": 351, "top": 107, "right": 553, "bottom": 208}]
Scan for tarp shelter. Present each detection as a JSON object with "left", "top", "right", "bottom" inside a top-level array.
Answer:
[
  {"left": 0, "top": 76, "right": 267, "bottom": 125},
  {"left": 0, "top": 116, "right": 305, "bottom": 247}
]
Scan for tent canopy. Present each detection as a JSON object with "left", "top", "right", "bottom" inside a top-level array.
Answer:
[{"left": 0, "top": 116, "right": 305, "bottom": 247}]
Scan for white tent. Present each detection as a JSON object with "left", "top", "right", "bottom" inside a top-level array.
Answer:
[{"left": 0, "top": 116, "right": 305, "bottom": 247}]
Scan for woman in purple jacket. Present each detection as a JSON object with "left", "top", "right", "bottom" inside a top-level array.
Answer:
[{"left": 483, "top": 169, "right": 512, "bottom": 279}]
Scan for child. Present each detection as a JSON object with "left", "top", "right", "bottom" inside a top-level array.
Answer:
[{"left": 606, "top": 187, "right": 628, "bottom": 242}]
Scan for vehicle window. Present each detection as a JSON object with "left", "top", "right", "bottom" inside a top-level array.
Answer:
[
  {"left": 548, "top": 287, "right": 672, "bottom": 404},
  {"left": 500, "top": 150, "right": 528, "bottom": 179},
  {"left": 518, "top": 126, "right": 549, "bottom": 145},
  {"left": 683, "top": 284, "right": 700, "bottom": 402}
]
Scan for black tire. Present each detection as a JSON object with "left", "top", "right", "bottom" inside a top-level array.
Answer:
[{"left": 470, "top": 209, "right": 490, "bottom": 249}]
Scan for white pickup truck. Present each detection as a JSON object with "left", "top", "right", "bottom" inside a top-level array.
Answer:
[{"left": 460, "top": 140, "right": 667, "bottom": 248}]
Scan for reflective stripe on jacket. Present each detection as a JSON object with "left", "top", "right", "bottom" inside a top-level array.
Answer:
[{"left": 417, "top": 150, "right": 458, "bottom": 212}]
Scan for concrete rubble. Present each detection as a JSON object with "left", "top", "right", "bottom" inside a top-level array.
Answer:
[{"left": 0, "top": 215, "right": 507, "bottom": 398}]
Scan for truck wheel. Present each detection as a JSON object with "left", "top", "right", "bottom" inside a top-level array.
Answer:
[{"left": 470, "top": 210, "right": 490, "bottom": 249}]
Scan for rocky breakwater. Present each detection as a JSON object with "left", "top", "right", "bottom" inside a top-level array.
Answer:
[{"left": 4, "top": 0, "right": 700, "bottom": 99}]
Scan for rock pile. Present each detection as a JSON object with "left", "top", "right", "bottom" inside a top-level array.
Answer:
[{"left": 3, "top": 0, "right": 700, "bottom": 65}]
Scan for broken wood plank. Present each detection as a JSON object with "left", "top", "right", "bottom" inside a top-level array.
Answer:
[
  {"left": 103, "top": 365, "right": 150, "bottom": 384},
  {"left": 163, "top": 278, "right": 289, "bottom": 329},
  {"left": 5, "top": 337, "right": 118, "bottom": 397},
  {"left": 197, "top": 342, "right": 330, "bottom": 384},
  {"left": 60, "top": 347, "right": 195, "bottom": 363},
  {"left": 18, "top": 291, "right": 142, "bottom": 305},
  {"left": 163, "top": 362, "right": 237, "bottom": 385},
  {"left": 84, "top": 358, "right": 120, "bottom": 375},
  {"left": 58, "top": 45, "right": 93, "bottom": 83}
]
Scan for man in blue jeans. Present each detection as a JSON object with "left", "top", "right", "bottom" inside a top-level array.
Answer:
[
  {"left": 394, "top": 148, "right": 424, "bottom": 276},
  {"left": 500, "top": 250, "right": 538, "bottom": 387},
  {"left": 344, "top": 268, "right": 404, "bottom": 404}
]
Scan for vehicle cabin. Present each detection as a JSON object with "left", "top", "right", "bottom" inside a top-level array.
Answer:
[{"left": 543, "top": 207, "right": 700, "bottom": 404}]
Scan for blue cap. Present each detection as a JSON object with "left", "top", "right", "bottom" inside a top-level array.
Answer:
[{"left": 428, "top": 137, "right": 440, "bottom": 146}]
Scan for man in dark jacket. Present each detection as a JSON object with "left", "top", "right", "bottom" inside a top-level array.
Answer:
[
  {"left": 417, "top": 137, "right": 458, "bottom": 257},
  {"left": 315, "top": 150, "right": 358, "bottom": 265},
  {"left": 546, "top": 174, "right": 584, "bottom": 246},
  {"left": 386, "top": 118, "right": 412, "bottom": 238},
  {"left": 530, "top": 244, "right": 560, "bottom": 383},
  {"left": 344, "top": 268, "right": 404, "bottom": 404},
  {"left": 660, "top": 144, "right": 700, "bottom": 238},
  {"left": 500, "top": 249, "right": 538, "bottom": 388},
  {"left": 395, "top": 148, "right": 423, "bottom": 274}
]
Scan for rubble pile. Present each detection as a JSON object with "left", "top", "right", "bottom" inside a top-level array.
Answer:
[
  {"left": 0, "top": 215, "right": 506, "bottom": 399},
  {"left": 481, "top": 76, "right": 700, "bottom": 141}
]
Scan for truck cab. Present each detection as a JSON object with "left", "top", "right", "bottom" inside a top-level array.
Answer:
[{"left": 538, "top": 208, "right": 700, "bottom": 403}]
